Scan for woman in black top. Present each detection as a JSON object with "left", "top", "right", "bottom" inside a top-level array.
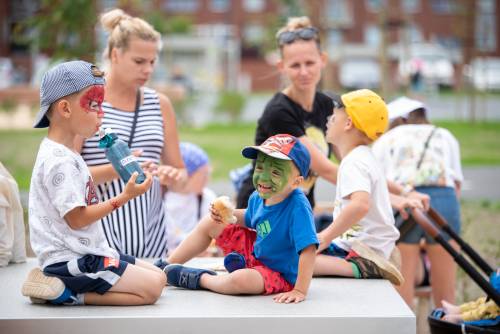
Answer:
[
  {"left": 237, "top": 16, "right": 429, "bottom": 216},
  {"left": 237, "top": 17, "right": 338, "bottom": 209}
]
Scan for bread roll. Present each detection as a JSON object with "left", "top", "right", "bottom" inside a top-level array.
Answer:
[{"left": 212, "top": 196, "right": 237, "bottom": 224}]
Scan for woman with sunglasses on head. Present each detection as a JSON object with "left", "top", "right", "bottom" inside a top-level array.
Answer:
[
  {"left": 76, "top": 9, "right": 187, "bottom": 258},
  {"left": 236, "top": 17, "right": 429, "bottom": 221}
]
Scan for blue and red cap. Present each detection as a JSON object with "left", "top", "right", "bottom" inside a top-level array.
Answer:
[{"left": 242, "top": 134, "right": 310, "bottom": 177}]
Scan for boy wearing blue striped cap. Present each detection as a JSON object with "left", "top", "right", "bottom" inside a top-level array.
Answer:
[
  {"left": 21, "top": 60, "right": 165, "bottom": 306},
  {"left": 162, "top": 134, "right": 318, "bottom": 303}
]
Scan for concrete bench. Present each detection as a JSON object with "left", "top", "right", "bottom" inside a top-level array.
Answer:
[{"left": 0, "top": 258, "right": 415, "bottom": 334}]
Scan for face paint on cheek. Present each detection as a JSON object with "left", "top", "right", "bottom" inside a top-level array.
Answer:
[
  {"left": 80, "top": 85, "right": 105, "bottom": 113},
  {"left": 253, "top": 154, "right": 292, "bottom": 199}
]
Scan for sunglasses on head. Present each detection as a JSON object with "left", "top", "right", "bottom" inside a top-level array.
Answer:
[
  {"left": 277, "top": 27, "right": 319, "bottom": 45},
  {"left": 332, "top": 99, "right": 345, "bottom": 110}
]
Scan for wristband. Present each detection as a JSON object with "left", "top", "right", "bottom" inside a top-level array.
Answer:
[{"left": 110, "top": 199, "right": 121, "bottom": 210}]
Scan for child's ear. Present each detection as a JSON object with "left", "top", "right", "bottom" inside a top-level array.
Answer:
[
  {"left": 292, "top": 175, "right": 304, "bottom": 188},
  {"left": 55, "top": 99, "right": 72, "bottom": 120},
  {"left": 345, "top": 117, "right": 355, "bottom": 130}
]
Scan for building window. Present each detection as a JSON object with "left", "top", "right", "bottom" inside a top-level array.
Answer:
[
  {"left": 210, "top": 0, "right": 230, "bottom": 12},
  {"left": 163, "top": 0, "right": 199, "bottom": 13},
  {"left": 365, "top": 24, "right": 381, "bottom": 46},
  {"left": 430, "top": 0, "right": 457, "bottom": 14},
  {"left": 243, "top": 24, "right": 265, "bottom": 45},
  {"left": 405, "top": 23, "right": 423, "bottom": 43},
  {"left": 327, "top": 29, "right": 343, "bottom": 46},
  {"left": 365, "top": 0, "right": 386, "bottom": 12},
  {"left": 243, "top": 0, "right": 265, "bottom": 12},
  {"left": 326, "top": 0, "right": 352, "bottom": 26},
  {"left": 402, "top": 0, "right": 420, "bottom": 13},
  {"left": 475, "top": 0, "right": 497, "bottom": 52}
]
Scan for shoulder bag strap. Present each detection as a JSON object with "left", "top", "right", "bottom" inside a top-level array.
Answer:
[
  {"left": 127, "top": 88, "right": 141, "bottom": 147},
  {"left": 416, "top": 126, "right": 438, "bottom": 170}
]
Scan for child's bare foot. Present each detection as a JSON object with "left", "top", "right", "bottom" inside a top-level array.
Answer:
[
  {"left": 443, "top": 313, "right": 462, "bottom": 324},
  {"left": 442, "top": 300, "right": 460, "bottom": 315}
]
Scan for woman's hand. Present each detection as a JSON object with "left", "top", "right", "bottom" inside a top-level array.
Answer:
[
  {"left": 273, "top": 289, "right": 306, "bottom": 304},
  {"left": 407, "top": 190, "right": 430, "bottom": 211},
  {"left": 155, "top": 165, "right": 187, "bottom": 187}
]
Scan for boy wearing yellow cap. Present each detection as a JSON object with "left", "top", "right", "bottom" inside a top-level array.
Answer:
[{"left": 314, "top": 89, "right": 403, "bottom": 286}]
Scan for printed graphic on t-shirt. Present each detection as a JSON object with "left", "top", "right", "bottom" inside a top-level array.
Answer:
[
  {"left": 391, "top": 129, "right": 446, "bottom": 187},
  {"left": 86, "top": 178, "right": 99, "bottom": 205},
  {"left": 257, "top": 220, "right": 272, "bottom": 238},
  {"left": 301, "top": 125, "right": 329, "bottom": 194}
]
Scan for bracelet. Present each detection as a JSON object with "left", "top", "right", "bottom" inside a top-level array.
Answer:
[{"left": 110, "top": 199, "right": 121, "bottom": 210}]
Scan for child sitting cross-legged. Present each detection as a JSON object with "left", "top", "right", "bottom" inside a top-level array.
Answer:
[
  {"left": 314, "top": 89, "right": 404, "bottom": 286},
  {"left": 163, "top": 134, "right": 318, "bottom": 303}
]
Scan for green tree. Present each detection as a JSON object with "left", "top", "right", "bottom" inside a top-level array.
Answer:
[{"left": 14, "top": 0, "right": 97, "bottom": 62}]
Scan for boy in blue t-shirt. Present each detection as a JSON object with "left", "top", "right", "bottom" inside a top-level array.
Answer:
[{"left": 163, "top": 134, "right": 318, "bottom": 303}]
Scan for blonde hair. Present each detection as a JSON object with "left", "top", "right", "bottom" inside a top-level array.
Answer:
[
  {"left": 101, "top": 8, "right": 162, "bottom": 60},
  {"left": 276, "top": 16, "right": 313, "bottom": 37},
  {"left": 275, "top": 16, "right": 320, "bottom": 52}
]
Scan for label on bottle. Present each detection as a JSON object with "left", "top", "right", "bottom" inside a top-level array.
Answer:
[{"left": 120, "top": 155, "right": 138, "bottom": 167}]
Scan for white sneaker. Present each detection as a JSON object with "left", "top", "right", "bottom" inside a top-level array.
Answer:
[{"left": 21, "top": 268, "right": 66, "bottom": 303}]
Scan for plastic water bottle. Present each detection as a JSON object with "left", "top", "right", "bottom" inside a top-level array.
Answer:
[{"left": 98, "top": 128, "right": 145, "bottom": 184}]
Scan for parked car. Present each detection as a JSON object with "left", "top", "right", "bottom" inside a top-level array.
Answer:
[
  {"left": 338, "top": 57, "right": 380, "bottom": 90},
  {"left": 467, "top": 57, "right": 500, "bottom": 91},
  {"left": 397, "top": 43, "right": 455, "bottom": 88}
]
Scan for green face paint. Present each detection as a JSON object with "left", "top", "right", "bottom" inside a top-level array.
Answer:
[{"left": 253, "top": 152, "right": 293, "bottom": 200}]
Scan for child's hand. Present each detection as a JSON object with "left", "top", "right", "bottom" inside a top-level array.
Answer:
[
  {"left": 209, "top": 204, "right": 226, "bottom": 225},
  {"left": 273, "top": 289, "right": 306, "bottom": 304},
  {"left": 123, "top": 172, "right": 152, "bottom": 199},
  {"left": 316, "top": 231, "right": 331, "bottom": 253},
  {"left": 391, "top": 194, "right": 423, "bottom": 220}
]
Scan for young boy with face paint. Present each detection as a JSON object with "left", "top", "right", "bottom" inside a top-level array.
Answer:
[
  {"left": 21, "top": 61, "right": 166, "bottom": 306},
  {"left": 163, "top": 134, "right": 318, "bottom": 303}
]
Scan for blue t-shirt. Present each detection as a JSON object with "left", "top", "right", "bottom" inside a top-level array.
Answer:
[{"left": 244, "top": 189, "right": 318, "bottom": 284}]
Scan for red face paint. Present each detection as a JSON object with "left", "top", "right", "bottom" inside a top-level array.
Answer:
[{"left": 80, "top": 85, "right": 105, "bottom": 116}]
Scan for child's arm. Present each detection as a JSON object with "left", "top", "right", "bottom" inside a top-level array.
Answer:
[
  {"left": 317, "top": 191, "right": 370, "bottom": 252},
  {"left": 273, "top": 244, "right": 316, "bottom": 304},
  {"left": 64, "top": 172, "right": 152, "bottom": 230}
]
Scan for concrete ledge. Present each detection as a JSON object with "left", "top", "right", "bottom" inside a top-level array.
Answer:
[{"left": 0, "top": 258, "right": 415, "bottom": 334}]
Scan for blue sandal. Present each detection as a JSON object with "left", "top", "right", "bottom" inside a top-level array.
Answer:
[{"left": 164, "top": 264, "right": 216, "bottom": 290}]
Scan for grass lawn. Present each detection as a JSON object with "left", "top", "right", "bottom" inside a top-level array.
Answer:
[{"left": 0, "top": 121, "right": 499, "bottom": 190}]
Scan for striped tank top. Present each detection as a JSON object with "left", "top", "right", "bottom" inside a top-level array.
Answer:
[{"left": 81, "top": 87, "right": 168, "bottom": 257}]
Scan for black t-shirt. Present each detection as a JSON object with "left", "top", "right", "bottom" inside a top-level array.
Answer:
[{"left": 237, "top": 91, "right": 333, "bottom": 209}]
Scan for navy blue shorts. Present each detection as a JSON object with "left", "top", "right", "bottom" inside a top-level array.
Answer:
[
  {"left": 43, "top": 253, "right": 135, "bottom": 295},
  {"left": 321, "top": 242, "right": 349, "bottom": 258},
  {"left": 399, "top": 186, "right": 461, "bottom": 244}
]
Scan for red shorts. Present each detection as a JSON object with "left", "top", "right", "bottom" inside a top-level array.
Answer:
[{"left": 215, "top": 224, "right": 293, "bottom": 295}]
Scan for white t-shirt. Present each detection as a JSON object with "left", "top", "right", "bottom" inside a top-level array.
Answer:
[
  {"left": 29, "top": 138, "right": 118, "bottom": 269},
  {"left": 372, "top": 124, "right": 463, "bottom": 188},
  {"left": 333, "top": 146, "right": 399, "bottom": 259},
  {"left": 164, "top": 187, "right": 216, "bottom": 253}
]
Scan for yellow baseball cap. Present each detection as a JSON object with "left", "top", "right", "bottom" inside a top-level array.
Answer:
[{"left": 340, "top": 89, "right": 388, "bottom": 141}]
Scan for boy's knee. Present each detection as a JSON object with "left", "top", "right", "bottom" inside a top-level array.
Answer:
[{"left": 144, "top": 273, "right": 165, "bottom": 304}]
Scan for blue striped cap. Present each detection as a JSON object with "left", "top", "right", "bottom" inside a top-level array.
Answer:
[{"left": 34, "top": 60, "right": 105, "bottom": 128}]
